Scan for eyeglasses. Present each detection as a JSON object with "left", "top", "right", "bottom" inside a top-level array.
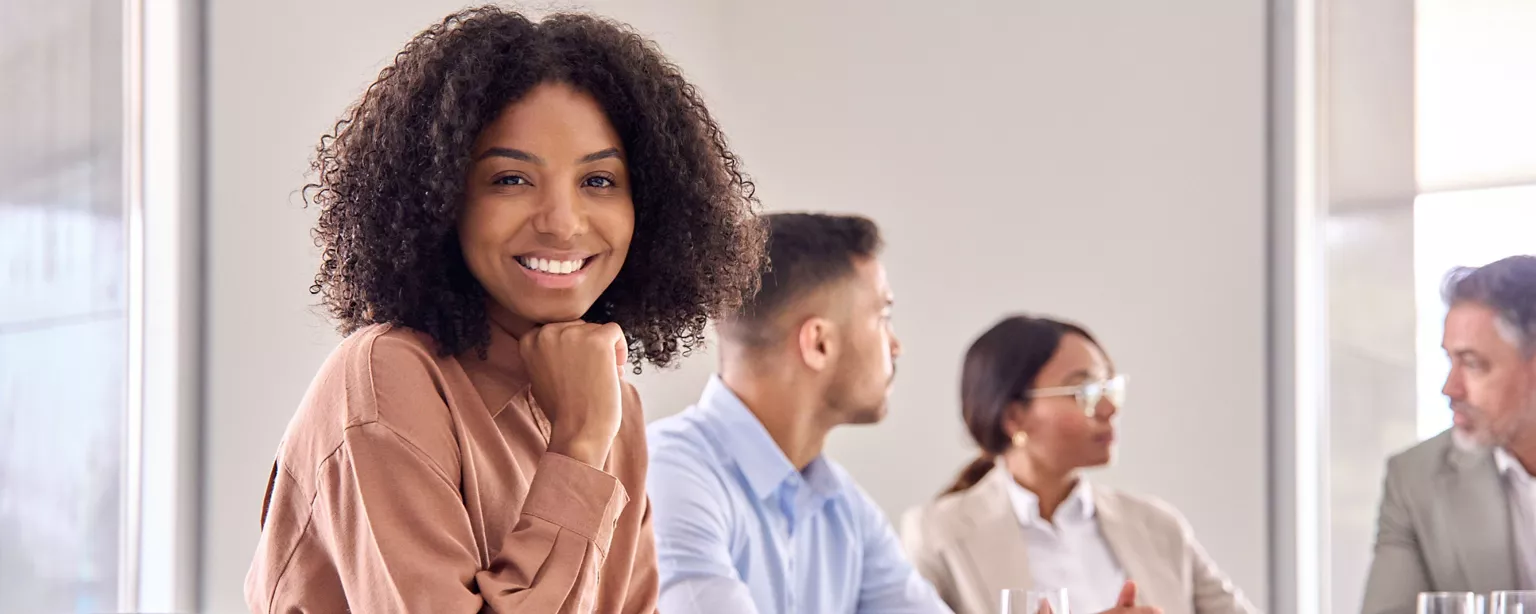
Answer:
[{"left": 1027, "top": 375, "right": 1127, "bottom": 417}]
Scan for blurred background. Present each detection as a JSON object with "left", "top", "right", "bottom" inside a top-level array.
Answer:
[{"left": 1, "top": 0, "right": 1533, "bottom": 612}]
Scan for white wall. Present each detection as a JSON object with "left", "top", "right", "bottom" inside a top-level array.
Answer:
[{"left": 205, "top": 1, "right": 1269, "bottom": 610}]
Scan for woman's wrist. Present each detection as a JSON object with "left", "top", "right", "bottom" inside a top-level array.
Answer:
[{"left": 548, "top": 433, "right": 614, "bottom": 469}]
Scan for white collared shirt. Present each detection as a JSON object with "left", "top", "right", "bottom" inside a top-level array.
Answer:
[
  {"left": 1003, "top": 475, "right": 1127, "bottom": 613},
  {"left": 1494, "top": 447, "right": 1536, "bottom": 590}
]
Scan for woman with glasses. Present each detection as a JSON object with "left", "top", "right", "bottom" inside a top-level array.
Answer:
[{"left": 899, "top": 315, "right": 1258, "bottom": 614}]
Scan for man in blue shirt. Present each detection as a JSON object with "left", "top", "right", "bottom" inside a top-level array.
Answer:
[{"left": 646, "top": 212, "right": 951, "bottom": 614}]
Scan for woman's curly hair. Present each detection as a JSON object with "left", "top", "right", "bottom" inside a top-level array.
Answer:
[{"left": 307, "top": 6, "right": 765, "bottom": 369}]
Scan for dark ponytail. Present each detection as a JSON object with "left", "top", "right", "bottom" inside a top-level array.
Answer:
[
  {"left": 941, "top": 315, "right": 1099, "bottom": 496},
  {"left": 943, "top": 455, "right": 998, "bottom": 494}
]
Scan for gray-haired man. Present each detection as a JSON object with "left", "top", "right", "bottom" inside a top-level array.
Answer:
[{"left": 1363, "top": 255, "right": 1536, "bottom": 614}]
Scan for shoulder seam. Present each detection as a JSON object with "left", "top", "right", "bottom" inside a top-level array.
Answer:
[
  {"left": 263, "top": 472, "right": 322, "bottom": 612},
  {"left": 341, "top": 420, "right": 458, "bottom": 489}
]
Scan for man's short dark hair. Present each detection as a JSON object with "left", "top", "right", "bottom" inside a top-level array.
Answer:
[
  {"left": 1443, "top": 254, "right": 1536, "bottom": 356},
  {"left": 720, "top": 212, "right": 884, "bottom": 348}
]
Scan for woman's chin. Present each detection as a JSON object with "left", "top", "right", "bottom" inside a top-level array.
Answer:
[
  {"left": 523, "top": 305, "right": 597, "bottom": 325},
  {"left": 492, "top": 293, "right": 600, "bottom": 327}
]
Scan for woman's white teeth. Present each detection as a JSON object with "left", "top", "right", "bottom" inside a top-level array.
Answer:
[{"left": 521, "top": 257, "right": 584, "bottom": 275}]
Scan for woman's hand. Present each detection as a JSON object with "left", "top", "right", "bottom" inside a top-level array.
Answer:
[
  {"left": 521, "top": 321, "right": 629, "bottom": 468},
  {"left": 1094, "top": 582, "right": 1163, "bottom": 614}
]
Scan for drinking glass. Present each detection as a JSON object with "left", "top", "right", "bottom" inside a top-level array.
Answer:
[
  {"left": 1490, "top": 590, "right": 1536, "bottom": 614},
  {"left": 1418, "top": 592, "right": 1483, "bottom": 614},
  {"left": 1001, "top": 588, "right": 1069, "bottom": 614}
]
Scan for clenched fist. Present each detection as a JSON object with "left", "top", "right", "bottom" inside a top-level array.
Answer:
[{"left": 520, "top": 321, "right": 629, "bottom": 468}]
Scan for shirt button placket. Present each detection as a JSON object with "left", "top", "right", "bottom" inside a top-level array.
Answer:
[{"left": 787, "top": 549, "right": 796, "bottom": 610}]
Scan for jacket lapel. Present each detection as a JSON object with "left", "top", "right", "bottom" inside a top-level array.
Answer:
[
  {"left": 1438, "top": 441, "right": 1518, "bottom": 592},
  {"left": 1095, "top": 491, "right": 1146, "bottom": 599},
  {"left": 1095, "top": 487, "right": 1185, "bottom": 613},
  {"left": 958, "top": 467, "right": 1038, "bottom": 606}
]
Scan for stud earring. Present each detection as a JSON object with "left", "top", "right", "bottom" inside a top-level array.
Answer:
[{"left": 1011, "top": 431, "right": 1028, "bottom": 448}]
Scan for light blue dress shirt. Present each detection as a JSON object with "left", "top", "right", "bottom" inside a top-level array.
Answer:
[{"left": 647, "top": 375, "right": 952, "bottom": 614}]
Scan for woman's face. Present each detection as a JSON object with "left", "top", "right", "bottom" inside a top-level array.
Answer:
[
  {"left": 459, "top": 82, "right": 635, "bottom": 331},
  {"left": 1009, "top": 333, "right": 1120, "bottom": 472}
]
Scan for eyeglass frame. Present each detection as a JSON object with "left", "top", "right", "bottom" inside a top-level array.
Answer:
[{"left": 1024, "top": 374, "right": 1127, "bottom": 418}]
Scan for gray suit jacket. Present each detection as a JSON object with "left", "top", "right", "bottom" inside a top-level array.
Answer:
[
  {"left": 899, "top": 465, "right": 1259, "bottom": 614},
  {"left": 1361, "top": 430, "right": 1521, "bottom": 614}
]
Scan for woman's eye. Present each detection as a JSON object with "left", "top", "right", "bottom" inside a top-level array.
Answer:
[
  {"left": 584, "top": 175, "right": 615, "bottom": 189},
  {"left": 494, "top": 175, "right": 529, "bottom": 186}
]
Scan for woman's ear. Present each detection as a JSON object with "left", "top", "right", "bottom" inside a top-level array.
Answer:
[{"left": 1001, "top": 399, "right": 1030, "bottom": 438}]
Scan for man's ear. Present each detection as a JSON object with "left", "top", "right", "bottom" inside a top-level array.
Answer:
[{"left": 797, "top": 315, "right": 836, "bottom": 372}]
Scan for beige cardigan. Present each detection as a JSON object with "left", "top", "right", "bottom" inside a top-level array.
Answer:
[{"left": 899, "top": 465, "right": 1259, "bottom": 614}]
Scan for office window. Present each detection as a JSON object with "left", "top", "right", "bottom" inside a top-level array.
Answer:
[
  {"left": 1415, "top": 0, "right": 1536, "bottom": 194},
  {"left": 0, "top": 1, "right": 127, "bottom": 611}
]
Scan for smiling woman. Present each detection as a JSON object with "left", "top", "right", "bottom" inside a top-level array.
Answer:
[
  {"left": 305, "top": 8, "right": 762, "bottom": 366},
  {"left": 459, "top": 83, "right": 637, "bottom": 326},
  {"left": 245, "top": 7, "right": 764, "bottom": 613}
]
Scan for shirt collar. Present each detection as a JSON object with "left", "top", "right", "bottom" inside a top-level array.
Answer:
[
  {"left": 1002, "top": 466, "right": 1096, "bottom": 527},
  {"left": 455, "top": 319, "right": 529, "bottom": 419},
  {"left": 698, "top": 375, "right": 841, "bottom": 501},
  {"left": 1495, "top": 447, "right": 1535, "bottom": 483}
]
